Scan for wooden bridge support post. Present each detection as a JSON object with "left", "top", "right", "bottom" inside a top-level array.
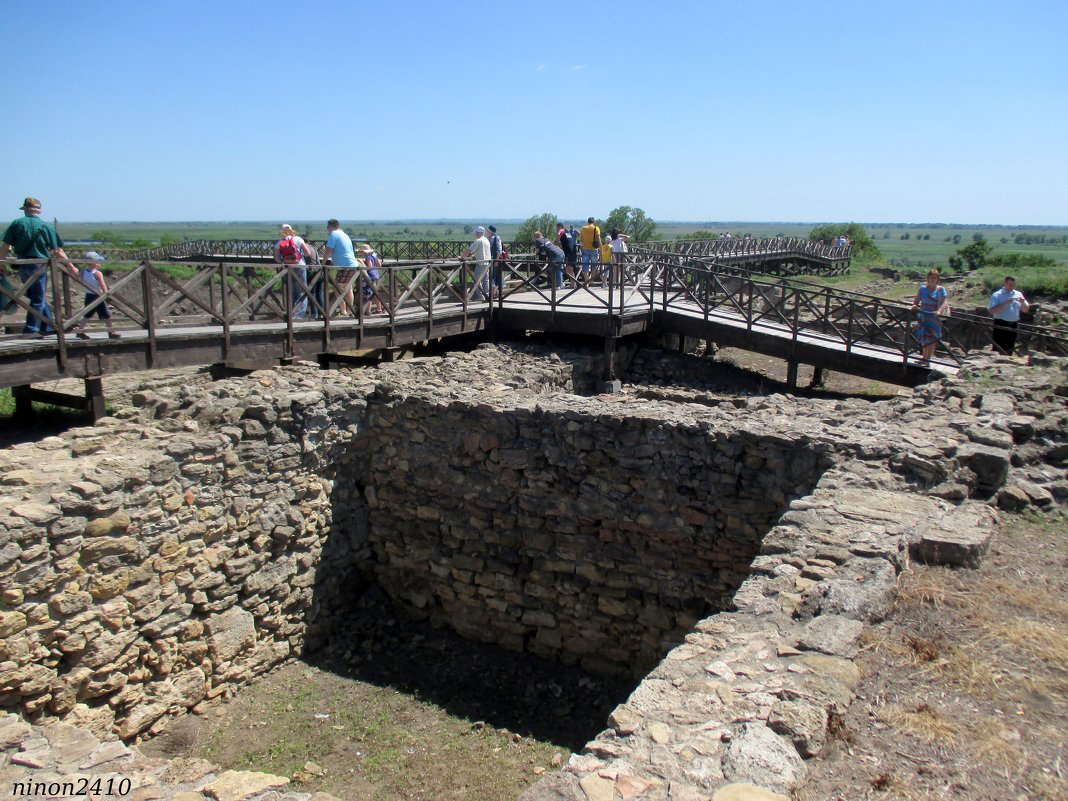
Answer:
[
  {"left": 12, "top": 385, "right": 32, "bottom": 419},
  {"left": 786, "top": 359, "right": 799, "bottom": 390},
  {"left": 810, "top": 366, "right": 826, "bottom": 388},
  {"left": 85, "top": 377, "right": 106, "bottom": 422},
  {"left": 10, "top": 379, "right": 107, "bottom": 422}
]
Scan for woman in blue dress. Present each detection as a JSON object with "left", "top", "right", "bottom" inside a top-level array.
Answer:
[{"left": 911, "top": 269, "right": 949, "bottom": 366}]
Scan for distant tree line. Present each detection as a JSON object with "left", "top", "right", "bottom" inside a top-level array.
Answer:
[
  {"left": 807, "top": 223, "right": 880, "bottom": 259},
  {"left": 946, "top": 235, "right": 1060, "bottom": 274},
  {"left": 512, "top": 206, "right": 658, "bottom": 249}
]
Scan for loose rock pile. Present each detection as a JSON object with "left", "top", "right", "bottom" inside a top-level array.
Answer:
[{"left": 0, "top": 712, "right": 340, "bottom": 801}]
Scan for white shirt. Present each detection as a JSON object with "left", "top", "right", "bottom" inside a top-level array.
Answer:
[
  {"left": 81, "top": 266, "right": 103, "bottom": 294},
  {"left": 989, "top": 287, "right": 1026, "bottom": 322},
  {"left": 467, "top": 236, "right": 491, "bottom": 264}
]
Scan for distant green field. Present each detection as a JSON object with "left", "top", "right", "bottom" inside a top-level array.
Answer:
[{"left": 56, "top": 220, "right": 1068, "bottom": 267}]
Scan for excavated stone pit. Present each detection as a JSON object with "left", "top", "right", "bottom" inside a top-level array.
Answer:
[{"left": 3, "top": 343, "right": 1056, "bottom": 800}]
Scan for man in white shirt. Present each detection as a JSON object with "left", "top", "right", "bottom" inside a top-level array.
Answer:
[
  {"left": 988, "top": 275, "right": 1033, "bottom": 355},
  {"left": 461, "top": 226, "right": 492, "bottom": 301}
]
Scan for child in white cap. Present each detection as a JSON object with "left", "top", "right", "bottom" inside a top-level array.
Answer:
[{"left": 75, "top": 252, "right": 121, "bottom": 340}]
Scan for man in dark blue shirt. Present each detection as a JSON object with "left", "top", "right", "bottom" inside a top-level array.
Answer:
[
  {"left": 533, "top": 232, "right": 566, "bottom": 289},
  {"left": 557, "top": 223, "right": 577, "bottom": 287}
]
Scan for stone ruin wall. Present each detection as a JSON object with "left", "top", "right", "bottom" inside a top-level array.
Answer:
[
  {"left": 367, "top": 391, "right": 827, "bottom": 676},
  {"left": 2, "top": 344, "right": 1067, "bottom": 800},
  {"left": 0, "top": 369, "right": 377, "bottom": 740}
]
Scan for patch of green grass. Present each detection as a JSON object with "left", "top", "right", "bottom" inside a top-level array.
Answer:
[
  {"left": 0, "top": 387, "right": 109, "bottom": 425},
  {"left": 975, "top": 261, "right": 1068, "bottom": 299}
]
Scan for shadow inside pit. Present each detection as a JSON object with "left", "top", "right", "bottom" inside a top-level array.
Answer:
[{"left": 304, "top": 585, "right": 637, "bottom": 752}]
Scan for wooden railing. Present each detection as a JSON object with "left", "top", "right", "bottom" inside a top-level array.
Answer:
[
  {"left": 648, "top": 257, "right": 1068, "bottom": 363},
  {"left": 636, "top": 236, "right": 852, "bottom": 261},
  {"left": 88, "top": 239, "right": 501, "bottom": 263},
  {"left": 90, "top": 236, "right": 851, "bottom": 267}
]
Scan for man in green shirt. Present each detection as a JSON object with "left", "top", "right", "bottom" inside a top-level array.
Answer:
[{"left": 1, "top": 197, "right": 72, "bottom": 336}]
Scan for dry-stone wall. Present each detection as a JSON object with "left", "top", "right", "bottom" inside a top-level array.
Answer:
[
  {"left": 366, "top": 391, "right": 826, "bottom": 677},
  {"left": 2, "top": 344, "right": 1067, "bottom": 801},
  {"left": 0, "top": 368, "right": 377, "bottom": 741}
]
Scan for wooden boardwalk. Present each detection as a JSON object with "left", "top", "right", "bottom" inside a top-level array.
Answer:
[{"left": 3, "top": 247, "right": 1066, "bottom": 416}]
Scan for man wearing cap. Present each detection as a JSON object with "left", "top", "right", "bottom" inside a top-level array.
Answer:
[
  {"left": 487, "top": 225, "right": 506, "bottom": 298},
  {"left": 274, "top": 224, "right": 313, "bottom": 318},
  {"left": 356, "top": 242, "right": 384, "bottom": 315},
  {"left": 1, "top": 197, "right": 74, "bottom": 337},
  {"left": 460, "top": 226, "right": 492, "bottom": 301}
]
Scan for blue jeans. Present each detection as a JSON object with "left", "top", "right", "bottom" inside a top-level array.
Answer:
[
  {"left": 19, "top": 264, "right": 55, "bottom": 334},
  {"left": 288, "top": 266, "right": 308, "bottom": 317},
  {"left": 581, "top": 249, "right": 599, "bottom": 275},
  {"left": 307, "top": 267, "right": 325, "bottom": 318},
  {"left": 551, "top": 260, "right": 564, "bottom": 288}
]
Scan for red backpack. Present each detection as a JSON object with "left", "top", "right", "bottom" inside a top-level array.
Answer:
[{"left": 278, "top": 236, "right": 303, "bottom": 264}]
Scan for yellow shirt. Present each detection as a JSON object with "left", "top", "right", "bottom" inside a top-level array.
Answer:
[
  {"left": 600, "top": 241, "right": 613, "bottom": 263},
  {"left": 579, "top": 223, "right": 601, "bottom": 250}
]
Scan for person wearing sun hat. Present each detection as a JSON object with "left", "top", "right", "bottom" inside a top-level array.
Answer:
[
  {"left": 1, "top": 197, "right": 76, "bottom": 337},
  {"left": 356, "top": 242, "right": 384, "bottom": 315}
]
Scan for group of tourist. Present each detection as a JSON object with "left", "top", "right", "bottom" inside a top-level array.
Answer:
[
  {"left": 527, "top": 218, "right": 631, "bottom": 290},
  {"left": 273, "top": 220, "right": 384, "bottom": 318},
  {"left": 0, "top": 197, "right": 1041, "bottom": 362},
  {"left": 910, "top": 269, "right": 1034, "bottom": 365},
  {"left": 457, "top": 218, "right": 632, "bottom": 298},
  {"left": 457, "top": 225, "right": 507, "bottom": 300}
]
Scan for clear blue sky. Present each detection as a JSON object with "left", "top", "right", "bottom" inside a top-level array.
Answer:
[{"left": 6, "top": 0, "right": 1066, "bottom": 225}]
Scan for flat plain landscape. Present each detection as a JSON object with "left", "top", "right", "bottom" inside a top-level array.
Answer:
[{"left": 56, "top": 220, "right": 1068, "bottom": 268}]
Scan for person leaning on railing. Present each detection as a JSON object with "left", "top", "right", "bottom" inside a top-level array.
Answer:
[{"left": 1, "top": 196, "right": 77, "bottom": 338}]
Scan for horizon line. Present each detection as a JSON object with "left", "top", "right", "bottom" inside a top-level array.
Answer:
[{"left": 52, "top": 219, "right": 1068, "bottom": 228}]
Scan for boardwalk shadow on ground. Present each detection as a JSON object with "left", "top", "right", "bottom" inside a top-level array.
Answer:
[{"left": 304, "top": 586, "right": 638, "bottom": 752}]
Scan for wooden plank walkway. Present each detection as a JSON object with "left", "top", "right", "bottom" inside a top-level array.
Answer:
[
  {"left": 4, "top": 251, "right": 1065, "bottom": 415},
  {"left": 494, "top": 283, "right": 955, "bottom": 385}
]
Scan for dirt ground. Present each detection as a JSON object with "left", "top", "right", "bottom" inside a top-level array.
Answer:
[
  {"left": 140, "top": 589, "right": 636, "bottom": 801},
  {"left": 721, "top": 347, "right": 1068, "bottom": 801},
  {"left": 711, "top": 346, "right": 910, "bottom": 399},
  {"left": 794, "top": 509, "right": 1068, "bottom": 801}
]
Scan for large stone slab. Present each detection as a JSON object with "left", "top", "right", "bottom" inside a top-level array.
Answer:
[
  {"left": 797, "top": 614, "right": 864, "bottom": 659},
  {"left": 721, "top": 724, "right": 805, "bottom": 794},
  {"left": 910, "top": 501, "right": 998, "bottom": 568}
]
